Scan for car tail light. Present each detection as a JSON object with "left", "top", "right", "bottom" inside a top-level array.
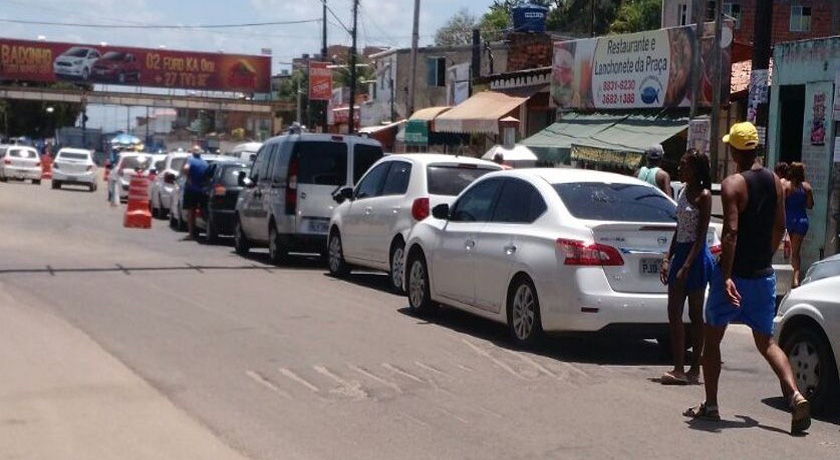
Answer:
[
  {"left": 285, "top": 156, "right": 299, "bottom": 215},
  {"left": 86, "top": 165, "right": 93, "bottom": 171},
  {"left": 556, "top": 238, "right": 624, "bottom": 266},
  {"left": 411, "top": 197, "right": 430, "bottom": 221},
  {"left": 3, "top": 159, "right": 10, "bottom": 165},
  {"left": 709, "top": 244, "right": 722, "bottom": 257},
  {"left": 53, "top": 162, "right": 61, "bottom": 169},
  {"left": 35, "top": 161, "right": 41, "bottom": 167},
  {"left": 214, "top": 184, "right": 226, "bottom": 196}
]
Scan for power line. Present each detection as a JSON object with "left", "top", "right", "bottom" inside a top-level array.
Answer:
[
  {"left": 317, "top": 0, "right": 351, "bottom": 34},
  {"left": 0, "top": 18, "right": 321, "bottom": 29}
]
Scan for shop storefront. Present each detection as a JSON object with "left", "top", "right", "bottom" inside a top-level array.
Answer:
[{"left": 768, "top": 36, "right": 840, "bottom": 265}]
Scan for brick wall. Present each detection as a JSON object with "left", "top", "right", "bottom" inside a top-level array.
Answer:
[
  {"left": 506, "top": 33, "right": 553, "bottom": 72},
  {"left": 734, "top": 0, "right": 836, "bottom": 45}
]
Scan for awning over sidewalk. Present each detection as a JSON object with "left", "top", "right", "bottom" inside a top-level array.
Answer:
[
  {"left": 409, "top": 106, "right": 451, "bottom": 121},
  {"left": 521, "top": 113, "right": 625, "bottom": 163},
  {"left": 434, "top": 91, "right": 529, "bottom": 135}
]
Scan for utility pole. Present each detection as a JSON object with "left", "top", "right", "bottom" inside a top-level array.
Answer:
[
  {"left": 296, "top": 79, "right": 302, "bottom": 124},
  {"left": 709, "top": 0, "right": 723, "bottom": 181},
  {"left": 407, "top": 0, "right": 420, "bottom": 117},
  {"left": 749, "top": 0, "right": 773, "bottom": 146},
  {"left": 590, "top": 0, "right": 595, "bottom": 37},
  {"left": 348, "top": 0, "right": 359, "bottom": 134},
  {"left": 689, "top": 0, "right": 705, "bottom": 118},
  {"left": 321, "top": 0, "right": 328, "bottom": 132}
]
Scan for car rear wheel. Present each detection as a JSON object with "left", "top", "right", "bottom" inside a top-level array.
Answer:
[
  {"left": 234, "top": 217, "right": 250, "bottom": 255},
  {"left": 390, "top": 240, "right": 406, "bottom": 294},
  {"left": 52, "top": 181, "right": 61, "bottom": 189},
  {"left": 268, "top": 224, "right": 289, "bottom": 265},
  {"left": 507, "top": 277, "right": 543, "bottom": 347},
  {"left": 90, "top": 183, "right": 97, "bottom": 192},
  {"left": 328, "top": 229, "right": 350, "bottom": 277},
  {"left": 407, "top": 251, "right": 436, "bottom": 315},
  {"left": 32, "top": 179, "right": 41, "bottom": 185},
  {"left": 783, "top": 326, "right": 840, "bottom": 415}
]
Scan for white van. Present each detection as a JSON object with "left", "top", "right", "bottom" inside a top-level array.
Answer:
[
  {"left": 228, "top": 142, "right": 262, "bottom": 163},
  {"left": 234, "top": 134, "right": 383, "bottom": 263}
]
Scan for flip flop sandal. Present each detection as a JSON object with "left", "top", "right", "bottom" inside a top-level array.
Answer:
[
  {"left": 791, "top": 394, "right": 811, "bottom": 434},
  {"left": 684, "top": 402, "right": 721, "bottom": 421},
  {"left": 660, "top": 372, "right": 689, "bottom": 385}
]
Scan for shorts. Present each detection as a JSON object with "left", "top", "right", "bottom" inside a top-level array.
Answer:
[
  {"left": 182, "top": 189, "right": 205, "bottom": 209},
  {"left": 786, "top": 216, "right": 809, "bottom": 236},
  {"left": 668, "top": 242, "right": 714, "bottom": 292},
  {"left": 705, "top": 266, "right": 776, "bottom": 336}
]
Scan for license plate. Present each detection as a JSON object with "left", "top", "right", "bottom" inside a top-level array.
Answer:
[
  {"left": 639, "top": 258, "right": 661, "bottom": 276},
  {"left": 308, "top": 220, "right": 329, "bottom": 234}
]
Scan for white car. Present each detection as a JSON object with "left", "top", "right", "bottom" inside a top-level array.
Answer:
[
  {"left": 149, "top": 151, "right": 190, "bottom": 218},
  {"left": 404, "top": 168, "right": 719, "bottom": 347},
  {"left": 0, "top": 145, "right": 42, "bottom": 184},
  {"left": 328, "top": 154, "right": 501, "bottom": 292},
  {"left": 53, "top": 46, "right": 101, "bottom": 80},
  {"left": 774, "top": 253, "right": 840, "bottom": 414},
  {"left": 107, "top": 153, "right": 153, "bottom": 202},
  {"left": 51, "top": 148, "right": 98, "bottom": 191}
]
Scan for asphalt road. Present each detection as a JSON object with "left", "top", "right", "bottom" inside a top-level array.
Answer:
[{"left": 1, "top": 179, "right": 838, "bottom": 459}]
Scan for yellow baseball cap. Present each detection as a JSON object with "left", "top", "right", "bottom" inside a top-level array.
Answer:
[{"left": 722, "top": 122, "right": 759, "bottom": 151}]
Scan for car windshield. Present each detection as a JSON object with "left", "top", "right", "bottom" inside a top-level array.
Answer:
[
  {"left": 170, "top": 157, "right": 187, "bottom": 172},
  {"left": 553, "top": 182, "right": 676, "bottom": 223},
  {"left": 9, "top": 148, "right": 38, "bottom": 159},
  {"left": 427, "top": 164, "right": 499, "bottom": 196},
  {"left": 102, "top": 52, "right": 125, "bottom": 60},
  {"left": 803, "top": 259, "right": 840, "bottom": 285},
  {"left": 58, "top": 152, "right": 89, "bottom": 161},
  {"left": 119, "top": 157, "right": 148, "bottom": 170},
  {"left": 64, "top": 47, "right": 89, "bottom": 57},
  {"left": 221, "top": 166, "right": 248, "bottom": 186}
]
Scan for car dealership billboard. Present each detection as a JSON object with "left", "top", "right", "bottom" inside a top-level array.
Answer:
[{"left": 0, "top": 38, "right": 271, "bottom": 92}]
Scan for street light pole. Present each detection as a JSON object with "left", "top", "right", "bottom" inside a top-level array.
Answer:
[
  {"left": 348, "top": 0, "right": 359, "bottom": 134},
  {"left": 709, "top": 0, "right": 724, "bottom": 181},
  {"left": 407, "top": 0, "right": 420, "bottom": 117}
]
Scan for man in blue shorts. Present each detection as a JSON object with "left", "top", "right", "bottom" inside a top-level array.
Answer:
[
  {"left": 181, "top": 147, "right": 208, "bottom": 240},
  {"left": 684, "top": 122, "right": 810, "bottom": 434}
]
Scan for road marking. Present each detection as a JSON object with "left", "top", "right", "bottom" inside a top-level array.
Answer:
[
  {"left": 461, "top": 339, "right": 525, "bottom": 380},
  {"left": 245, "top": 370, "right": 292, "bottom": 399},
  {"left": 474, "top": 405, "right": 504, "bottom": 419},
  {"left": 414, "top": 361, "right": 452, "bottom": 378},
  {"left": 436, "top": 406, "right": 469, "bottom": 424},
  {"left": 398, "top": 412, "right": 429, "bottom": 427},
  {"left": 279, "top": 368, "right": 320, "bottom": 393},
  {"left": 382, "top": 363, "right": 426, "bottom": 384},
  {"left": 348, "top": 364, "right": 403, "bottom": 393},
  {"left": 456, "top": 364, "right": 474, "bottom": 372},
  {"left": 502, "top": 349, "right": 558, "bottom": 378},
  {"left": 314, "top": 365, "right": 368, "bottom": 400}
]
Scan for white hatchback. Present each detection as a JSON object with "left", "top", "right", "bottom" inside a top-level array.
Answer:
[
  {"left": 404, "top": 168, "right": 720, "bottom": 347},
  {"left": 0, "top": 145, "right": 42, "bottom": 184},
  {"left": 327, "top": 154, "right": 501, "bottom": 291},
  {"left": 52, "top": 148, "right": 98, "bottom": 191},
  {"left": 149, "top": 152, "right": 190, "bottom": 218}
]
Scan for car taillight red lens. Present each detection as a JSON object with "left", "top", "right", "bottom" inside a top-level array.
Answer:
[
  {"left": 214, "top": 185, "right": 226, "bottom": 196},
  {"left": 35, "top": 161, "right": 41, "bottom": 167},
  {"left": 53, "top": 162, "right": 60, "bottom": 169},
  {"left": 411, "top": 197, "right": 430, "bottom": 221},
  {"left": 86, "top": 165, "right": 93, "bottom": 171},
  {"left": 556, "top": 238, "right": 624, "bottom": 266},
  {"left": 709, "top": 244, "right": 722, "bottom": 257},
  {"left": 285, "top": 158, "right": 299, "bottom": 215},
  {"left": 3, "top": 159, "right": 10, "bottom": 165}
]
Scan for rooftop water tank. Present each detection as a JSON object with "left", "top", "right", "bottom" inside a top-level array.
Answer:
[{"left": 512, "top": 4, "right": 548, "bottom": 33}]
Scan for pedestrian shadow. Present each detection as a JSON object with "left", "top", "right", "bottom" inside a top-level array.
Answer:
[
  {"left": 685, "top": 414, "right": 796, "bottom": 436},
  {"left": 395, "top": 305, "right": 671, "bottom": 366},
  {"left": 761, "top": 396, "right": 840, "bottom": 426}
]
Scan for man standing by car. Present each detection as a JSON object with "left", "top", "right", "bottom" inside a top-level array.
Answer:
[
  {"left": 181, "top": 148, "right": 208, "bottom": 240},
  {"left": 636, "top": 144, "right": 671, "bottom": 196},
  {"left": 684, "top": 122, "right": 810, "bottom": 434}
]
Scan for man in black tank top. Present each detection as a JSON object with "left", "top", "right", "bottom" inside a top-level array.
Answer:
[{"left": 683, "top": 122, "right": 811, "bottom": 434}]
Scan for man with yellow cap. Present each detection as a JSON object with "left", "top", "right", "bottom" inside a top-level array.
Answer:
[{"left": 684, "top": 122, "right": 810, "bottom": 434}]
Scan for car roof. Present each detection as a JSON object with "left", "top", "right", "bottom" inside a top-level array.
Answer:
[
  {"left": 264, "top": 133, "right": 381, "bottom": 146},
  {"left": 384, "top": 153, "right": 501, "bottom": 168},
  {"left": 57, "top": 148, "right": 92, "bottom": 155},
  {"left": 495, "top": 167, "right": 657, "bottom": 186}
]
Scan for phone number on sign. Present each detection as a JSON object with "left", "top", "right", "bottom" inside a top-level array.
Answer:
[
  {"left": 601, "top": 92, "right": 636, "bottom": 105},
  {"left": 602, "top": 80, "right": 636, "bottom": 92}
]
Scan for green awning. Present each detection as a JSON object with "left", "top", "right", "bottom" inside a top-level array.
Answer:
[{"left": 521, "top": 113, "right": 625, "bottom": 164}]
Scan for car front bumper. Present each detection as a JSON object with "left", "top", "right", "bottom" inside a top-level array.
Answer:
[
  {"left": 1, "top": 166, "right": 42, "bottom": 180},
  {"left": 54, "top": 64, "right": 85, "bottom": 76},
  {"left": 159, "top": 186, "right": 174, "bottom": 209},
  {"left": 53, "top": 170, "right": 96, "bottom": 184},
  {"left": 773, "top": 264, "right": 793, "bottom": 297}
]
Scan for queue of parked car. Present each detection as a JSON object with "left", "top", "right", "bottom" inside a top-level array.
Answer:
[{"left": 119, "top": 133, "right": 838, "bottom": 414}]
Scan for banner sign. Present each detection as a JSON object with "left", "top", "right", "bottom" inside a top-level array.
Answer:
[
  {"left": 308, "top": 61, "right": 332, "bottom": 101},
  {"left": 687, "top": 117, "right": 711, "bottom": 155},
  {"left": 551, "top": 22, "right": 732, "bottom": 110},
  {"left": 0, "top": 38, "right": 271, "bottom": 92}
]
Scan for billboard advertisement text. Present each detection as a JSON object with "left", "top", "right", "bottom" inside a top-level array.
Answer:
[
  {"left": 308, "top": 61, "right": 332, "bottom": 101},
  {"left": 0, "top": 38, "right": 271, "bottom": 92}
]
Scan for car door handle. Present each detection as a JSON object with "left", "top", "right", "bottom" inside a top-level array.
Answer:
[
  {"left": 465, "top": 239, "right": 475, "bottom": 250},
  {"left": 364, "top": 207, "right": 373, "bottom": 215},
  {"left": 504, "top": 245, "right": 517, "bottom": 254}
]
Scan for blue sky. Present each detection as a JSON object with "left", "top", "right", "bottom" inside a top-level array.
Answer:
[{"left": 0, "top": 0, "right": 497, "bottom": 74}]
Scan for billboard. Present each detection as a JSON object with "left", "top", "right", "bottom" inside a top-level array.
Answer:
[
  {"left": 551, "top": 22, "right": 732, "bottom": 110},
  {"left": 308, "top": 61, "right": 332, "bottom": 101},
  {"left": 0, "top": 38, "right": 271, "bottom": 92}
]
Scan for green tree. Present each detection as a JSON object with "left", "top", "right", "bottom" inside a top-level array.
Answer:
[
  {"left": 0, "top": 82, "right": 84, "bottom": 139},
  {"left": 434, "top": 8, "right": 477, "bottom": 47},
  {"left": 546, "top": 0, "right": 621, "bottom": 37},
  {"left": 609, "top": 0, "right": 661, "bottom": 34},
  {"left": 478, "top": 7, "right": 511, "bottom": 42}
]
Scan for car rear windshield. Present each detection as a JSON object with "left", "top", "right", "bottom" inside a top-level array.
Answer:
[
  {"left": 119, "top": 157, "right": 147, "bottom": 170},
  {"left": 170, "top": 157, "right": 187, "bottom": 172},
  {"left": 58, "top": 152, "right": 89, "bottom": 161},
  {"left": 296, "top": 141, "right": 347, "bottom": 186},
  {"left": 221, "top": 166, "right": 248, "bottom": 186},
  {"left": 426, "top": 164, "right": 498, "bottom": 196},
  {"left": 9, "top": 148, "right": 38, "bottom": 158},
  {"left": 553, "top": 182, "right": 676, "bottom": 223}
]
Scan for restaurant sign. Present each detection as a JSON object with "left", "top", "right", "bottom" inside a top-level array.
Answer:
[{"left": 552, "top": 22, "right": 732, "bottom": 110}]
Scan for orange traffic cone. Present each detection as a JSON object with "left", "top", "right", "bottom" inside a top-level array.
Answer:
[
  {"left": 41, "top": 155, "right": 53, "bottom": 179},
  {"left": 123, "top": 174, "right": 152, "bottom": 229}
]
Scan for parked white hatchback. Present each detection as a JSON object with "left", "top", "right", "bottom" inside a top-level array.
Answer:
[
  {"left": 52, "top": 148, "right": 98, "bottom": 191},
  {"left": 327, "top": 154, "right": 501, "bottom": 291},
  {"left": 404, "top": 168, "right": 720, "bottom": 346},
  {"left": 774, "top": 254, "right": 840, "bottom": 414},
  {"left": 149, "top": 151, "right": 190, "bottom": 217},
  {"left": 0, "top": 145, "right": 42, "bottom": 184}
]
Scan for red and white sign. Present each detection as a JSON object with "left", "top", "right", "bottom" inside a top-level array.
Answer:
[{"left": 308, "top": 61, "right": 332, "bottom": 101}]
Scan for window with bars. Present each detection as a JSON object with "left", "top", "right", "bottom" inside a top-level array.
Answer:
[
  {"left": 723, "top": 3, "right": 741, "bottom": 29},
  {"left": 790, "top": 6, "right": 812, "bottom": 32}
]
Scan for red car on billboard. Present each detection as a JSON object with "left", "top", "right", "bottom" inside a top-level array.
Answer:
[
  {"left": 92, "top": 51, "right": 141, "bottom": 83},
  {"left": 227, "top": 60, "right": 257, "bottom": 89}
]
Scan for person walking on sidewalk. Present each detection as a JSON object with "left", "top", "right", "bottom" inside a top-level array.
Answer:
[
  {"left": 684, "top": 122, "right": 810, "bottom": 434},
  {"left": 637, "top": 144, "right": 672, "bottom": 196},
  {"left": 783, "top": 162, "right": 814, "bottom": 288},
  {"left": 181, "top": 148, "right": 208, "bottom": 241},
  {"left": 659, "top": 149, "right": 714, "bottom": 385}
]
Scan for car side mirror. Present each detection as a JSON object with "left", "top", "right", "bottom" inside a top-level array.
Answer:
[
  {"left": 333, "top": 186, "right": 354, "bottom": 204},
  {"left": 432, "top": 203, "right": 450, "bottom": 220}
]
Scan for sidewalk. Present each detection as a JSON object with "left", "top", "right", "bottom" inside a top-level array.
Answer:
[{"left": 0, "top": 282, "right": 249, "bottom": 460}]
